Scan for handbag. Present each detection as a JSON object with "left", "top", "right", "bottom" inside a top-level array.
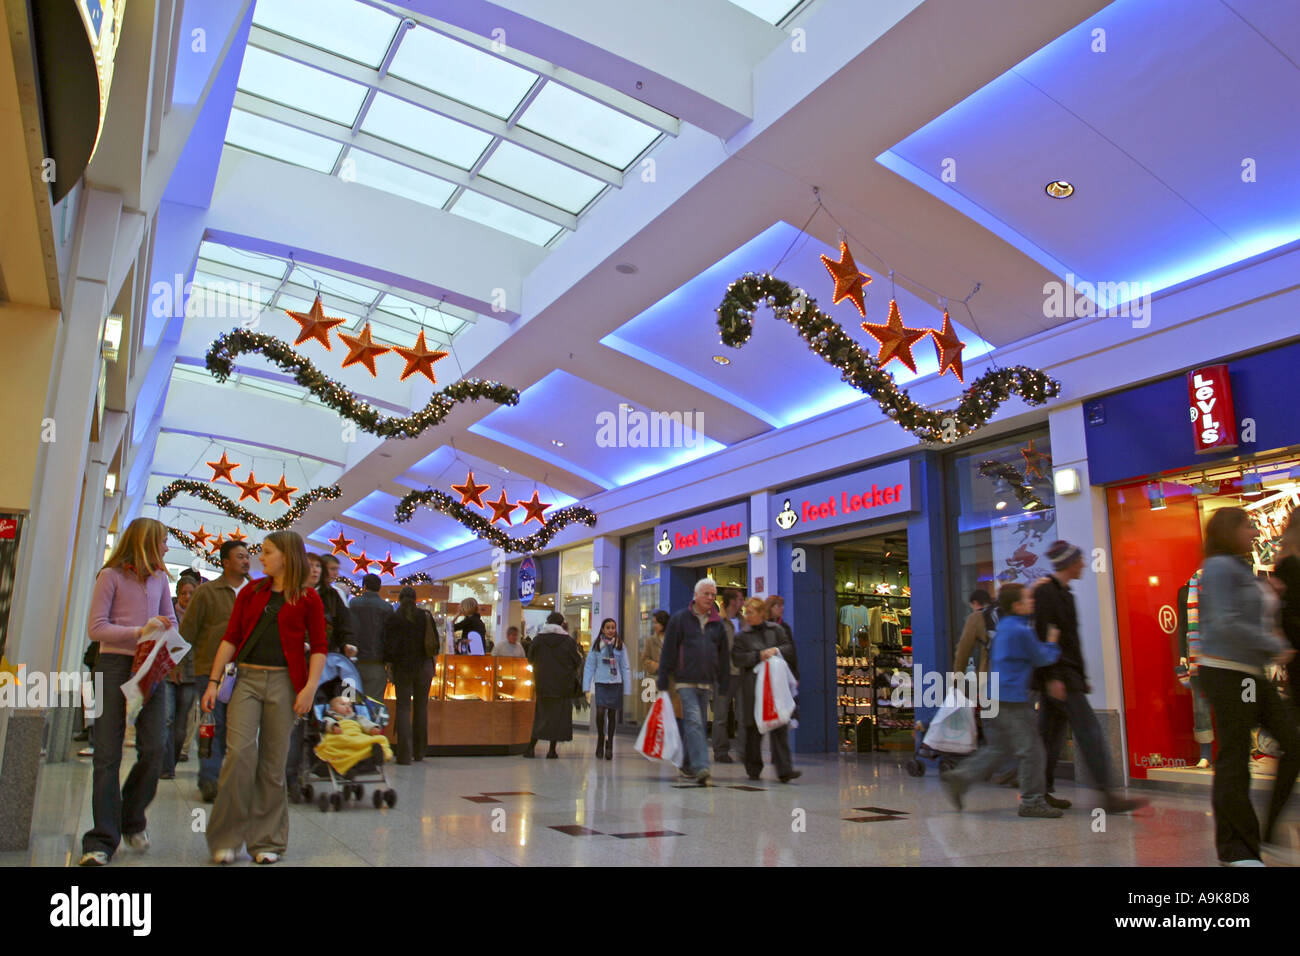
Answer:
[{"left": 422, "top": 610, "right": 441, "bottom": 659}]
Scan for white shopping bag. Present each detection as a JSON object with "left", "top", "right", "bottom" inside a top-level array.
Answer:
[
  {"left": 121, "top": 627, "right": 191, "bottom": 725},
  {"left": 754, "top": 655, "right": 797, "bottom": 734},
  {"left": 922, "top": 686, "right": 978, "bottom": 754},
  {"left": 635, "top": 691, "right": 683, "bottom": 766}
]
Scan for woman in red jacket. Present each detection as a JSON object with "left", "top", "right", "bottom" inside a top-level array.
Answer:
[{"left": 201, "top": 531, "right": 326, "bottom": 864}]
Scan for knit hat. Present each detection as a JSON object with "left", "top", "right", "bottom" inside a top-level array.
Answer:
[{"left": 1046, "top": 540, "right": 1083, "bottom": 570}]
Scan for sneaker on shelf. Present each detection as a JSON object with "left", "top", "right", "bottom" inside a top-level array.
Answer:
[
  {"left": 1044, "top": 793, "right": 1071, "bottom": 810},
  {"left": 78, "top": 851, "right": 109, "bottom": 867},
  {"left": 125, "top": 831, "right": 150, "bottom": 852},
  {"left": 1019, "top": 802, "right": 1064, "bottom": 819}
]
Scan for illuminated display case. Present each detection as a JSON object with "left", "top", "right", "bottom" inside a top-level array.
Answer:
[{"left": 383, "top": 655, "right": 536, "bottom": 755}]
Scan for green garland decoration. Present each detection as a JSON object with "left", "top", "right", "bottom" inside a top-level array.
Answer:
[
  {"left": 167, "top": 526, "right": 262, "bottom": 569},
  {"left": 394, "top": 489, "right": 598, "bottom": 553},
  {"left": 399, "top": 572, "right": 434, "bottom": 586},
  {"left": 977, "top": 460, "right": 1046, "bottom": 512},
  {"left": 156, "top": 480, "right": 341, "bottom": 530},
  {"left": 205, "top": 330, "right": 519, "bottom": 439},
  {"left": 716, "top": 273, "right": 1062, "bottom": 443}
]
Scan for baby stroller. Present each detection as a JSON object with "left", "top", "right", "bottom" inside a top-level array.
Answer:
[
  {"left": 906, "top": 686, "right": 979, "bottom": 777},
  {"left": 291, "top": 652, "right": 397, "bottom": 811}
]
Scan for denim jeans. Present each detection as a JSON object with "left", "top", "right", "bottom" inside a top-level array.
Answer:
[
  {"left": 676, "top": 686, "right": 711, "bottom": 775},
  {"left": 947, "top": 701, "right": 1047, "bottom": 804},
  {"left": 194, "top": 675, "right": 229, "bottom": 788},
  {"left": 82, "top": 654, "right": 167, "bottom": 857},
  {"left": 1189, "top": 673, "right": 1214, "bottom": 743},
  {"left": 1039, "top": 689, "right": 1112, "bottom": 793},
  {"left": 162, "top": 681, "right": 197, "bottom": 776}
]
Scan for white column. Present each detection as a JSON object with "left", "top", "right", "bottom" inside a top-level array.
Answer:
[
  {"left": 590, "top": 536, "right": 621, "bottom": 633},
  {"left": 748, "top": 491, "right": 774, "bottom": 598}
]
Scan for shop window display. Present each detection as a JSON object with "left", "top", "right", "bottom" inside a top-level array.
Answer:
[
  {"left": 622, "top": 531, "right": 662, "bottom": 721},
  {"left": 1109, "top": 452, "right": 1300, "bottom": 780}
]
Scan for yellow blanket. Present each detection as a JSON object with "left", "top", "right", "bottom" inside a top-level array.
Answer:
[{"left": 314, "top": 718, "right": 393, "bottom": 774}]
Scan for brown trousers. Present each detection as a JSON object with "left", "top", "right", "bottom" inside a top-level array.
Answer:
[{"left": 207, "top": 667, "right": 296, "bottom": 856}]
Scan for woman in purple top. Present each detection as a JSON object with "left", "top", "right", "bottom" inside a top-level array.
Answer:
[{"left": 79, "top": 517, "right": 177, "bottom": 866}]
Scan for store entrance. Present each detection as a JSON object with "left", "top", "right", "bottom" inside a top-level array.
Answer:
[
  {"left": 830, "top": 531, "right": 913, "bottom": 756},
  {"left": 1109, "top": 451, "right": 1299, "bottom": 783}
]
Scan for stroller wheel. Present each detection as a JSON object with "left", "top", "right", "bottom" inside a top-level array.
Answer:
[
  {"left": 317, "top": 794, "right": 329, "bottom": 813},
  {"left": 329, "top": 792, "right": 342, "bottom": 811},
  {"left": 384, "top": 789, "right": 397, "bottom": 808},
  {"left": 354, "top": 784, "right": 365, "bottom": 800},
  {"left": 938, "top": 756, "right": 957, "bottom": 772},
  {"left": 906, "top": 759, "right": 925, "bottom": 777},
  {"left": 302, "top": 783, "right": 314, "bottom": 801},
  {"left": 373, "top": 789, "right": 384, "bottom": 809}
]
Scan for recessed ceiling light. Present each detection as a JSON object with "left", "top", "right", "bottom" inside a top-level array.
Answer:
[
  {"left": 614, "top": 263, "right": 638, "bottom": 274},
  {"left": 552, "top": 439, "right": 565, "bottom": 447},
  {"left": 995, "top": 501, "right": 1008, "bottom": 510},
  {"left": 1045, "top": 180, "right": 1075, "bottom": 199},
  {"left": 712, "top": 355, "right": 731, "bottom": 366}
]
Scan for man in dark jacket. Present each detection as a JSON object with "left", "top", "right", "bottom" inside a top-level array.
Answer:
[
  {"left": 348, "top": 574, "right": 393, "bottom": 703},
  {"left": 1034, "top": 541, "right": 1146, "bottom": 814},
  {"left": 658, "top": 578, "right": 729, "bottom": 784}
]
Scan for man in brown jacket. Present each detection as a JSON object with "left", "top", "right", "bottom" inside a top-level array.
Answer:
[
  {"left": 953, "top": 589, "right": 996, "bottom": 676},
  {"left": 180, "top": 541, "right": 249, "bottom": 801}
]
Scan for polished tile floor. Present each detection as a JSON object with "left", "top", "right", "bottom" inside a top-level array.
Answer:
[{"left": 2, "top": 731, "right": 1242, "bottom": 867}]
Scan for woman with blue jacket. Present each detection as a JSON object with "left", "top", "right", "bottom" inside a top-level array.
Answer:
[
  {"left": 1198, "top": 507, "right": 1299, "bottom": 866},
  {"left": 583, "top": 618, "right": 631, "bottom": 760}
]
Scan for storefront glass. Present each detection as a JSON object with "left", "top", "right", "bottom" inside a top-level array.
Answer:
[
  {"left": 559, "top": 543, "right": 594, "bottom": 655},
  {"left": 622, "top": 530, "right": 662, "bottom": 721},
  {"left": 947, "top": 427, "right": 1058, "bottom": 616},
  {"left": 447, "top": 569, "right": 495, "bottom": 650}
]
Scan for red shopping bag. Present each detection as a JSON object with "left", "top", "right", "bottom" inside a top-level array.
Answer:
[{"left": 635, "top": 691, "right": 683, "bottom": 765}]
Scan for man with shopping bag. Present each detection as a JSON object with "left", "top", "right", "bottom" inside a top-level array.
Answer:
[
  {"left": 657, "top": 578, "right": 730, "bottom": 784},
  {"left": 734, "top": 597, "right": 800, "bottom": 782}
]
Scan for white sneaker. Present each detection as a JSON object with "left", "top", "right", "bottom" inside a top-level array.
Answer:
[
  {"left": 125, "top": 831, "right": 149, "bottom": 852},
  {"left": 253, "top": 852, "right": 280, "bottom": 865},
  {"left": 78, "top": 851, "right": 108, "bottom": 866},
  {"left": 1196, "top": 758, "right": 1210, "bottom": 769},
  {"left": 1221, "top": 858, "right": 1266, "bottom": 867},
  {"left": 212, "top": 848, "right": 235, "bottom": 865}
]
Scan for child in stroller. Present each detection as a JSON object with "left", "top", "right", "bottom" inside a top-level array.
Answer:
[{"left": 293, "top": 652, "right": 397, "bottom": 811}]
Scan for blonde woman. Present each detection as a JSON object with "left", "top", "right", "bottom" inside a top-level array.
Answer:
[
  {"left": 79, "top": 518, "right": 177, "bottom": 866},
  {"left": 453, "top": 597, "right": 487, "bottom": 655},
  {"left": 202, "top": 531, "right": 327, "bottom": 864}
]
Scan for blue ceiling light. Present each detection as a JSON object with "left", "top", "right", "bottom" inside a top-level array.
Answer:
[{"left": 878, "top": 0, "right": 1300, "bottom": 310}]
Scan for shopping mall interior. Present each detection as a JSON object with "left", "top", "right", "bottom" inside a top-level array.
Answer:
[{"left": 2, "top": 0, "right": 1300, "bottom": 880}]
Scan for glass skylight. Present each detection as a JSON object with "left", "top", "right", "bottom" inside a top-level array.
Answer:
[
  {"left": 361, "top": 93, "right": 493, "bottom": 169},
  {"left": 237, "top": 47, "right": 368, "bottom": 127},
  {"left": 450, "top": 191, "right": 563, "bottom": 245},
  {"left": 191, "top": 271, "right": 273, "bottom": 305},
  {"left": 252, "top": 0, "right": 400, "bottom": 69},
  {"left": 517, "top": 83, "right": 660, "bottom": 169},
  {"left": 197, "top": 241, "right": 287, "bottom": 280},
  {"left": 286, "top": 267, "right": 380, "bottom": 310},
  {"left": 725, "top": 0, "right": 804, "bottom": 24},
  {"left": 387, "top": 26, "right": 538, "bottom": 119},
  {"left": 345, "top": 149, "right": 458, "bottom": 209},
  {"left": 478, "top": 141, "right": 605, "bottom": 214},
  {"left": 225, "top": 109, "right": 342, "bottom": 173}
]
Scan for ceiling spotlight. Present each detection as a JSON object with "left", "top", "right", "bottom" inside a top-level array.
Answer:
[
  {"left": 614, "top": 263, "right": 638, "bottom": 274},
  {"left": 995, "top": 501, "right": 1008, "bottom": 511},
  {"left": 712, "top": 355, "right": 731, "bottom": 366},
  {"left": 1045, "top": 180, "right": 1075, "bottom": 199},
  {"left": 551, "top": 439, "right": 565, "bottom": 448}
]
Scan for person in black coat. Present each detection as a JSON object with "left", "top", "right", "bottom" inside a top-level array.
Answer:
[
  {"left": 524, "top": 613, "right": 583, "bottom": 758},
  {"left": 312, "top": 554, "right": 353, "bottom": 654},
  {"left": 658, "top": 578, "right": 729, "bottom": 783},
  {"left": 734, "top": 597, "right": 800, "bottom": 783},
  {"left": 383, "top": 586, "right": 436, "bottom": 764},
  {"left": 452, "top": 598, "right": 488, "bottom": 655}
]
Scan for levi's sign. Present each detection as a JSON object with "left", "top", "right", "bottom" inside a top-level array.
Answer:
[
  {"left": 654, "top": 501, "right": 748, "bottom": 560},
  {"left": 771, "top": 460, "right": 916, "bottom": 538},
  {"left": 1187, "top": 365, "right": 1238, "bottom": 455}
]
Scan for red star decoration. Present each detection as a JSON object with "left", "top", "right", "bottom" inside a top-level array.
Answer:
[
  {"left": 337, "top": 323, "right": 391, "bottom": 377},
  {"left": 206, "top": 452, "right": 241, "bottom": 484},
  {"left": 266, "top": 474, "right": 298, "bottom": 506},
  {"left": 1021, "top": 439, "right": 1052, "bottom": 482},
  {"left": 191, "top": 525, "right": 212, "bottom": 549},
  {"left": 861, "top": 300, "right": 929, "bottom": 374},
  {"left": 451, "top": 471, "right": 490, "bottom": 509},
  {"left": 392, "top": 330, "right": 449, "bottom": 385},
  {"left": 209, "top": 533, "right": 225, "bottom": 553},
  {"left": 233, "top": 472, "right": 266, "bottom": 503},
  {"left": 930, "top": 311, "right": 967, "bottom": 382},
  {"left": 328, "top": 531, "right": 354, "bottom": 556},
  {"left": 376, "top": 552, "right": 400, "bottom": 577},
  {"left": 285, "top": 295, "right": 347, "bottom": 351},
  {"left": 819, "top": 240, "right": 872, "bottom": 317},
  {"left": 227, "top": 528, "right": 248, "bottom": 543},
  {"left": 487, "top": 490, "right": 517, "bottom": 525},
  {"left": 516, "top": 490, "right": 551, "bottom": 527},
  {"left": 349, "top": 551, "right": 374, "bottom": 575}
]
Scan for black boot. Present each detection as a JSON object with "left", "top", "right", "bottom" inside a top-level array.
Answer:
[
  {"left": 595, "top": 707, "right": 607, "bottom": 756},
  {"left": 522, "top": 739, "right": 537, "bottom": 758},
  {"left": 547, "top": 742, "right": 558, "bottom": 759}
]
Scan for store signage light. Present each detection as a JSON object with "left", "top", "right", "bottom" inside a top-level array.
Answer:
[
  {"left": 748, "top": 534, "right": 764, "bottom": 555},
  {"left": 518, "top": 555, "right": 536, "bottom": 607},
  {"left": 653, "top": 502, "right": 748, "bottom": 559},
  {"left": 771, "top": 460, "right": 916, "bottom": 538},
  {"left": 1053, "top": 468, "right": 1081, "bottom": 496},
  {"left": 1187, "top": 365, "right": 1239, "bottom": 455}
]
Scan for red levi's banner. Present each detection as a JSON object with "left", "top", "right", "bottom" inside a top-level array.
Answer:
[{"left": 1187, "top": 365, "right": 1238, "bottom": 454}]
